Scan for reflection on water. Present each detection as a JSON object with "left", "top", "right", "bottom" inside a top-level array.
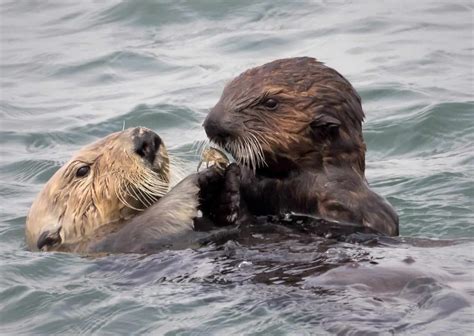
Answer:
[{"left": 0, "top": 0, "right": 473, "bottom": 334}]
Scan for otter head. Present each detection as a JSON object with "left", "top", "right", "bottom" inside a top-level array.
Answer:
[
  {"left": 26, "top": 127, "right": 170, "bottom": 252},
  {"left": 204, "top": 57, "right": 366, "bottom": 177}
]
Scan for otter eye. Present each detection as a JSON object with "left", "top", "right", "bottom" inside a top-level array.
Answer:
[
  {"left": 76, "top": 165, "right": 90, "bottom": 178},
  {"left": 263, "top": 98, "right": 278, "bottom": 110}
]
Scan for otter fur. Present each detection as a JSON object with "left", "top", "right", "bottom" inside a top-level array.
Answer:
[{"left": 204, "top": 57, "right": 399, "bottom": 236}]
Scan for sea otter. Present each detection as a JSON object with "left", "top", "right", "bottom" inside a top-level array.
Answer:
[
  {"left": 203, "top": 57, "right": 399, "bottom": 236},
  {"left": 26, "top": 127, "right": 239, "bottom": 253}
]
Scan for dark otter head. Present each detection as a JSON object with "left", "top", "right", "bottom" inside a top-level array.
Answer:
[{"left": 204, "top": 57, "right": 366, "bottom": 177}]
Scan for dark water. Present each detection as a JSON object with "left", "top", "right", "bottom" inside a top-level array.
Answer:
[{"left": 1, "top": 1, "right": 473, "bottom": 334}]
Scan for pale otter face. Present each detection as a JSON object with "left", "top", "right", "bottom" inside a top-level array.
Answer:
[
  {"left": 204, "top": 57, "right": 366, "bottom": 176},
  {"left": 26, "top": 127, "right": 170, "bottom": 252}
]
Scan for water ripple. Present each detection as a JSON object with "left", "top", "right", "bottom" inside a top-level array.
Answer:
[{"left": 1, "top": 0, "right": 473, "bottom": 334}]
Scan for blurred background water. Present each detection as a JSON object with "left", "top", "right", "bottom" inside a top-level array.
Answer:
[{"left": 0, "top": 0, "right": 473, "bottom": 335}]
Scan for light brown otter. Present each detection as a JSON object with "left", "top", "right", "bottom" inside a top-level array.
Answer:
[
  {"left": 204, "top": 57, "right": 399, "bottom": 236},
  {"left": 26, "top": 127, "right": 241, "bottom": 254},
  {"left": 26, "top": 127, "right": 192, "bottom": 253}
]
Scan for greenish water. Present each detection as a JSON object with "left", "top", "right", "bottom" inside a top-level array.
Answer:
[{"left": 1, "top": 1, "right": 473, "bottom": 335}]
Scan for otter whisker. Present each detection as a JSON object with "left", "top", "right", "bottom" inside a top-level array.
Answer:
[
  {"left": 230, "top": 137, "right": 251, "bottom": 170},
  {"left": 136, "top": 170, "right": 169, "bottom": 192},
  {"left": 131, "top": 181, "right": 166, "bottom": 201},
  {"left": 236, "top": 138, "right": 246, "bottom": 167},
  {"left": 126, "top": 186, "right": 153, "bottom": 208},
  {"left": 167, "top": 156, "right": 187, "bottom": 186},
  {"left": 116, "top": 184, "right": 144, "bottom": 212},
  {"left": 137, "top": 182, "right": 168, "bottom": 199},
  {"left": 241, "top": 138, "right": 249, "bottom": 168},
  {"left": 195, "top": 139, "right": 210, "bottom": 157},
  {"left": 248, "top": 134, "right": 260, "bottom": 170},
  {"left": 124, "top": 181, "right": 142, "bottom": 204},
  {"left": 136, "top": 177, "right": 167, "bottom": 192},
  {"left": 246, "top": 137, "right": 257, "bottom": 172},
  {"left": 133, "top": 183, "right": 155, "bottom": 208},
  {"left": 238, "top": 138, "right": 246, "bottom": 167},
  {"left": 233, "top": 134, "right": 258, "bottom": 172},
  {"left": 117, "top": 161, "right": 169, "bottom": 211},
  {"left": 244, "top": 138, "right": 252, "bottom": 171},
  {"left": 248, "top": 132, "right": 268, "bottom": 168},
  {"left": 123, "top": 171, "right": 161, "bottom": 208},
  {"left": 116, "top": 185, "right": 142, "bottom": 211},
  {"left": 211, "top": 133, "right": 267, "bottom": 172}
]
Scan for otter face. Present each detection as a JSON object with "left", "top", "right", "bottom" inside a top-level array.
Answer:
[
  {"left": 204, "top": 57, "right": 366, "bottom": 175},
  {"left": 26, "top": 127, "right": 170, "bottom": 252}
]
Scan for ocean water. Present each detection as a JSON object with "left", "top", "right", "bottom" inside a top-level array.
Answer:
[{"left": 1, "top": 0, "right": 473, "bottom": 335}]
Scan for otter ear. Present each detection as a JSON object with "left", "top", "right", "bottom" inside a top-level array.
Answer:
[{"left": 310, "top": 114, "right": 341, "bottom": 130}]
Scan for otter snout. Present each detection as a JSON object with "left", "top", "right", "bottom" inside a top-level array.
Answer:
[
  {"left": 37, "top": 228, "right": 61, "bottom": 251},
  {"left": 132, "top": 128, "right": 162, "bottom": 165},
  {"left": 203, "top": 107, "right": 236, "bottom": 144}
]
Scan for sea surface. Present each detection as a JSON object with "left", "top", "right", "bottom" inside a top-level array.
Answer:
[{"left": 1, "top": 1, "right": 473, "bottom": 335}]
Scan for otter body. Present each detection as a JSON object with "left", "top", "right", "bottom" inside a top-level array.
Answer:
[
  {"left": 204, "top": 57, "right": 398, "bottom": 236},
  {"left": 25, "top": 128, "right": 199, "bottom": 253},
  {"left": 240, "top": 167, "right": 397, "bottom": 235},
  {"left": 46, "top": 175, "right": 202, "bottom": 254},
  {"left": 26, "top": 127, "right": 240, "bottom": 254}
]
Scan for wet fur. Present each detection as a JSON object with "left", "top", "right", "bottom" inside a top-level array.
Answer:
[
  {"left": 26, "top": 128, "right": 171, "bottom": 252},
  {"left": 87, "top": 175, "right": 200, "bottom": 253},
  {"left": 204, "top": 57, "right": 399, "bottom": 235},
  {"left": 26, "top": 126, "right": 242, "bottom": 254}
]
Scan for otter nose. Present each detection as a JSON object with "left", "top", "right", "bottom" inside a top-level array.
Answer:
[
  {"left": 203, "top": 113, "right": 233, "bottom": 144},
  {"left": 133, "top": 128, "right": 162, "bottom": 164},
  {"left": 37, "top": 228, "right": 61, "bottom": 251}
]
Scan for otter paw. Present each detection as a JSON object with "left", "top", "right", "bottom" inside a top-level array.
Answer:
[
  {"left": 214, "top": 163, "right": 241, "bottom": 225},
  {"left": 197, "top": 164, "right": 244, "bottom": 227},
  {"left": 197, "top": 166, "right": 225, "bottom": 193},
  {"left": 197, "top": 166, "right": 227, "bottom": 223}
]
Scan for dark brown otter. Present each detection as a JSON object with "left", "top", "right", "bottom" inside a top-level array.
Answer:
[{"left": 203, "top": 57, "right": 399, "bottom": 236}]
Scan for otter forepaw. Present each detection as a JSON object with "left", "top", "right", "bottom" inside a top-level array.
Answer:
[
  {"left": 217, "top": 163, "right": 241, "bottom": 225},
  {"left": 197, "top": 165, "right": 225, "bottom": 192},
  {"left": 197, "top": 163, "right": 244, "bottom": 227}
]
